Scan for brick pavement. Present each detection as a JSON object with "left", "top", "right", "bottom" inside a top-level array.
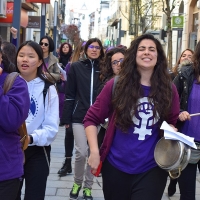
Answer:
[{"left": 31, "top": 126, "right": 200, "bottom": 200}]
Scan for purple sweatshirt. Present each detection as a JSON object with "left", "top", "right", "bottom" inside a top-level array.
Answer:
[
  {"left": 84, "top": 78, "right": 180, "bottom": 174},
  {"left": 181, "top": 80, "right": 200, "bottom": 141},
  {"left": 0, "top": 72, "right": 30, "bottom": 181}
]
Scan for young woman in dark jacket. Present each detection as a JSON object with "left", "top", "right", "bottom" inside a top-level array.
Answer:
[
  {"left": 61, "top": 38, "right": 104, "bottom": 200},
  {"left": 172, "top": 41, "right": 200, "bottom": 200}
]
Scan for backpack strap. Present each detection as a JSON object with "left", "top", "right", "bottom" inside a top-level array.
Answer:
[
  {"left": 3, "top": 72, "right": 19, "bottom": 94},
  {"left": 43, "top": 81, "right": 53, "bottom": 106}
]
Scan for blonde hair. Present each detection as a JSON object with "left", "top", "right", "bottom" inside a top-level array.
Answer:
[{"left": 71, "top": 41, "right": 86, "bottom": 63}]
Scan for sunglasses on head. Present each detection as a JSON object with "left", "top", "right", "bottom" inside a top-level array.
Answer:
[
  {"left": 39, "top": 42, "right": 49, "bottom": 47},
  {"left": 88, "top": 45, "right": 101, "bottom": 50}
]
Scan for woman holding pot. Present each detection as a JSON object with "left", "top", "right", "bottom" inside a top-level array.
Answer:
[
  {"left": 83, "top": 34, "right": 179, "bottom": 200},
  {"left": 172, "top": 41, "right": 200, "bottom": 200},
  {"left": 168, "top": 48, "right": 194, "bottom": 197}
]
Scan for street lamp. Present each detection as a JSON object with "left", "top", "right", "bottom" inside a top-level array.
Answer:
[{"left": 53, "top": 1, "right": 58, "bottom": 56}]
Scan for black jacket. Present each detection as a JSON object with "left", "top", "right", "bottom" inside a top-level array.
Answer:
[
  {"left": 61, "top": 59, "right": 101, "bottom": 124},
  {"left": 173, "top": 64, "right": 194, "bottom": 130},
  {"left": 173, "top": 64, "right": 194, "bottom": 112}
]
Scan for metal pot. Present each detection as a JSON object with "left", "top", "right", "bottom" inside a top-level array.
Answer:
[{"left": 154, "top": 137, "right": 191, "bottom": 179}]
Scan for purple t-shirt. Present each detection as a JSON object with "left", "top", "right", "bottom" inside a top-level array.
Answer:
[
  {"left": 107, "top": 85, "right": 160, "bottom": 174},
  {"left": 181, "top": 80, "right": 200, "bottom": 142}
]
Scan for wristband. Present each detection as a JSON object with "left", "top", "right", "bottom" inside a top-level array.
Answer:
[{"left": 29, "top": 135, "right": 33, "bottom": 144}]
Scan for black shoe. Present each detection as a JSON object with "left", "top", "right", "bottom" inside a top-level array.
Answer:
[
  {"left": 58, "top": 158, "right": 72, "bottom": 176},
  {"left": 168, "top": 178, "right": 177, "bottom": 197}
]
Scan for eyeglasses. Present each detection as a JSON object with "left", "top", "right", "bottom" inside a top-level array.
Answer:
[
  {"left": 88, "top": 45, "right": 101, "bottom": 50},
  {"left": 39, "top": 42, "right": 49, "bottom": 47},
  {"left": 111, "top": 58, "right": 124, "bottom": 66}
]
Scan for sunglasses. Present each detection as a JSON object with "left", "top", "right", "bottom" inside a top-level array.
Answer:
[
  {"left": 39, "top": 42, "right": 49, "bottom": 47},
  {"left": 88, "top": 45, "right": 101, "bottom": 50},
  {"left": 111, "top": 58, "right": 124, "bottom": 66}
]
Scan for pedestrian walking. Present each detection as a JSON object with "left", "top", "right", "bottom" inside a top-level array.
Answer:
[
  {"left": 58, "top": 41, "right": 87, "bottom": 177},
  {"left": 61, "top": 38, "right": 105, "bottom": 200},
  {"left": 0, "top": 41, "right": 29, "bottom": 200},
  {"left": 15, "top": 41, "right": 59, "bottom": 200},
  {"left": 172, "top": 40, "right": 200, "bottom": 200},
  {"left": 39, "top": 36, "right": 60, "bottom": 82},
  {"left": 83, "top": 34, "right": 180, "bottom": 200},
  {"left": 168, "top": 48, "right": 194, "bottom": 197}
]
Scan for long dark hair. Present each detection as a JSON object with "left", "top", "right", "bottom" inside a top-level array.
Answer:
[
  {"left": 84, "top": 38, "right": 105, "bottom": 60},
  {"left": 15, "top": 40, "right": 54, "bottom": 83},
  {"left": 113, "top": 34, "right": 172, "bottom": 132},
  {"left": 2, "top": 41, "right": 17, "bottom": 65},
  {"left": 99, "top": 47, "right": 126, "bottom": 81},
  {"left": 59, "top": 42, "right": 73, "bottom": 66},
  {"left": 192, "top": 41, "right": 200, "bottom": 83},
  {"left": 0, "top": 36, "right": 16, "bottom": 73}
]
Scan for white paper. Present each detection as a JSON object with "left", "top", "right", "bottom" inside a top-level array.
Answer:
[
  {"left": 57, "top": 63, "right": 67, "bottom": 81},
  {"left": 160, "top": 121, "right": 197, "bottom": 149}
]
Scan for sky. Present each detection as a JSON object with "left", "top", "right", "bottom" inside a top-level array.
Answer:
[{"left": 66, "top": 0, "right": 100, "bottom": 14}]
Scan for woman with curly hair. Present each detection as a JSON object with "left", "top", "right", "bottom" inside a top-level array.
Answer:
[
  {"left": 83, "top": 34, "right": 180, "bottom": 200},
  {"left": 99, "top": 47, "right": 126, "bottom": 82}
]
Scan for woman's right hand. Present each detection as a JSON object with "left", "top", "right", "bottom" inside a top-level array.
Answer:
[
  {"left": 65, "top": 124, "right": 70, "bottom": 128},
  {"left": 179, "top": 111, "right": 190, "bottom": 121},
  {"left": 88, "top": 151, "right": 100, "bottom": 175}
]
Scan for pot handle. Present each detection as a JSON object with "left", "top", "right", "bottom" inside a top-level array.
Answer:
[{"left": 169, "top": 168, "right": 181, "bottom": 179}]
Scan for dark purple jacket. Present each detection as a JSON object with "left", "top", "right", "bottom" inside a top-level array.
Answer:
[
  {"left": 0, "top": 72, "right": 30, "bottom": 181},
  {"left": 84, "top": 78, "right": 180, "bottom": 162}
]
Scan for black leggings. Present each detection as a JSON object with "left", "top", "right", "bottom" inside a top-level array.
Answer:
[
  {"left": 102, "top": 159, "right": 168, "bottom": 200},
  {"left": 178, "top": 163, "right": 197, "bottom": 200},
  {"left": 65, "top": 124, "right": 74, "bottom": 157},
  {"left": 0, "top": 178, "right": 20, "bottom": 200},
  {"left": 16, "top": 145, "right": 51, "bottom": 200}
]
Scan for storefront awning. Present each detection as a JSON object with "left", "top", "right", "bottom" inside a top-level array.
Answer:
[{"left": 111, "top": 19, "right": 119, "bottom": 27}]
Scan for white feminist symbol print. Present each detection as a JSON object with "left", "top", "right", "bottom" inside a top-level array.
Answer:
[{"left": 132, "top": 97, "right": 158, "bottom": 140}]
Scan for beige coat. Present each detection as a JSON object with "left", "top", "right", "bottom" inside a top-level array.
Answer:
[{"left": 46, "top": 53, "right": 60, "bottom": 82}]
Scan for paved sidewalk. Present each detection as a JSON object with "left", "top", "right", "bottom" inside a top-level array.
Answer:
[{"left": 40, "top": 127, "right": 200, "bottom": 199}]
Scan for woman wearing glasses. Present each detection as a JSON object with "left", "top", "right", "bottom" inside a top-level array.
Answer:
[
  {"left": 39, "top": 36, "right": 60, "bottom": 82},
  {"left": 99, "top": 47, "right": 126, "bottom": 86},
  {"left": 97, "top": 47, "right": 126, "bottom": 149},
  {"left": 61, "top": 38, "right": 104, "bottom": 200}
]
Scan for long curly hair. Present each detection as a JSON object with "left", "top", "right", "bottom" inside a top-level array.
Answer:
[
  {"left": 112, "top": 34, "right": 172, "bottom": 132},
  {"left": 192, "top": 41, "right": 200, "bottom": 83},
  {"left": 99, "top": 47, "right": 126, "bottom": 82}
]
